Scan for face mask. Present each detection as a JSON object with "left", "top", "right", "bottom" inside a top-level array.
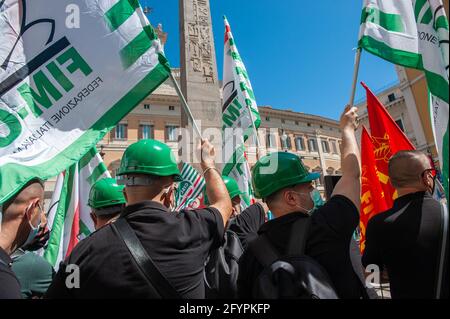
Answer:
[
  {"left": 21, "top": 203, "right": 42, "bottom": 249},
  {"left": 292, "top": 189, "right": 324, "bottom": 215}
]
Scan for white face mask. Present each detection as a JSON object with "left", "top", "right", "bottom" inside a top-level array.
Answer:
[{"left": 21, "top": 203, "right": 43, "bottom": 249}]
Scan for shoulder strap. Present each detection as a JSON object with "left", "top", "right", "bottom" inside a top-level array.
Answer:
[
  {"left": 436, "top": 202, "right": 448, "bottom": 299},
  {"left": 248, "top": 234, "right": 280, "bottom": 268},
  {"left": 286, "top": 216, "right": 311, "bottom": 256},
  {"left": 112, "top": 218, "right": 181, "bottom": 299}
]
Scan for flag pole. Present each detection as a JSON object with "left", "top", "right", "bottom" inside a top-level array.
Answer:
[
  {"left": 169, "top": 71, "right": 203, "bottom": 139},
  {"left": 349, "top": 48, "right": 362, "bottom": 106}
]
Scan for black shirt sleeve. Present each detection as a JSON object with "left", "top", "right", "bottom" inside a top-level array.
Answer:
[
  {"left": 229, "top": 203, "right": 266, "bottom": 250},
  {"left": 361, "top": 216, "right": 383, "bottom": 269},
  {"left": 44, "top": 261, "right": 71, "bottom": 299},
  {"left": 186, "top": 207, "right": 225, "bottom": 250},
  {"left": 314, "top": 195, "right": 359, "bottom": 239},
  {"left": 0, "top": 267, "right": 22, "bottom": 299}
]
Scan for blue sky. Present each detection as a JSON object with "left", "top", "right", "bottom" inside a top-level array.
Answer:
[{"left": 142, "top": 0, "right": 399, "bottom": 120}]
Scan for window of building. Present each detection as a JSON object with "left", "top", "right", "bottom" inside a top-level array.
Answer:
[
  {"left": 280, "top": 134, "right": 291, "bottom": 150},
  {"left": 169, "top": 105, "right": 175, "bottom": 111},
  {"left": 320, "top": 125, "right": 323, "bottom": 129},
  {"left": 265, "top": 116, "right": 270, "bottom": 121},
  {"left": 295, "top": 137, "right": 305, "bottom": 151},
  {"left": 331, "top": 140, "right": 338, "bottom": 154},
  {"left": 281, "top": 119, "right": 285, "bottom": 124},
  {"left": 321, "top": 140, "right": 330, "bottom": 153},
  {"left": 388, "top": 93, "right": 396, "bottom": 102},
  {"left": 267, "top": 133, "right": 276, "bottom": 148},
  {"left": 140, "top": 124, "right": 154, "bottom": 140},
  {"left": 295, "top": 121, "right": 299, "bottom": 125},
  {"left": 166, "top": 125, "right": 179, "bottom": 142},
  {"left": 114, "top": 123, "right": 127, "bottom": 140},
  {"left": 307, "top": 123, "right": 311, "bottom": 127},
  {"left": 395, "top": 119, "right": 405, "bottom": 132},
  {"left": 143, "top": 104, "right": 150, "bottom": 110},
  {"left": 308, "top": 138, "right": 317, "bottom": 152}
]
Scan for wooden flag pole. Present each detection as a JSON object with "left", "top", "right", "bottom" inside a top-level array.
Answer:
[
  {"left": 349, "top": 48, "right": 362, "bottom": 106},
  {"left": 169, "top": 71, "right": 203, "bottom": 139}
]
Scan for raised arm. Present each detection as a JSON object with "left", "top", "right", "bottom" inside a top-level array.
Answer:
[
  {"left": 331, "top": 106, "right": 361, "bottom": 209},
  {"left": 200, "top": 139, "right": 232, "bottom": 226}
]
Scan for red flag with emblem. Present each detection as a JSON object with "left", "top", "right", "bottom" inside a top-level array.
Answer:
[
  {"left": 362, "top": 82, "right": 415, "bottom": 208},
  {"left": 360, "top": 126, "right": 389, "bottom": 253}
]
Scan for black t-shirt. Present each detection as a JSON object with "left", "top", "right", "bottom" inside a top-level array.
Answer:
[
  {"left": 228, "top": 203, "right": 266, "bottom": 249},
  {"left": 362, "top": 191, "right": 448, "bottom": 299},
  {"left": 238, "top": 195, "right": 365, "bottom": 299},
  {"left": 45, "top": 201, "right": 224, "bottom": 299},
  {"left": 0, "top": 247, "right": 22, "bottom": 299}
]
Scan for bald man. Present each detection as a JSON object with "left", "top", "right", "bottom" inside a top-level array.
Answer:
[
  {"left": 362, "top": 150, "right": 448, "bottom": 299},
  {"left": 0, "top": 179, "right": 45, "bottom": 299}
]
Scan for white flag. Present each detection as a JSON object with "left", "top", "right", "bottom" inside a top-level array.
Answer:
[{"left": 0, "top": 0, "right": 170, "bottom": 204}]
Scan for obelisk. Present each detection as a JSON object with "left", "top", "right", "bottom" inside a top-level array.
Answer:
[{"left": 179, "top": 0, "right": 222, "bottom": 161}]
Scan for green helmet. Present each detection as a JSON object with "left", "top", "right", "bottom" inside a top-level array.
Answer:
[
  {"left": 88, "top": 178, "right": 126, "bottom": 209},
  {"left": 116, "top": 139, "right": 181, "bottom": 180},
  {"left": 203, "top": 175, "right": 244, "bottom": 205},
  {"left": 252, "top": 152, "right": 320, "bottom": 199}
]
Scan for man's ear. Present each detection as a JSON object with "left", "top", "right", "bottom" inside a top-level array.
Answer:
[{"left": 90, "top": 213, "right": 97, "bottom": 228}]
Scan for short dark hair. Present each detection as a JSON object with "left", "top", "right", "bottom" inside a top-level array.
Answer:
[{"left": 388, "top": 150, "right": 429, "bottom": 188}]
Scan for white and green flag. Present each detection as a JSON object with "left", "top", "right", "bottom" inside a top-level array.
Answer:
[
  {"left": 43, "top": 147, "right": 110, "bottom": 270},
  {"left": 0, "top": 0, "right": 170, "bottom": 204},
  {"left": 221, "top": 17, "right": 260, "bottom": 208},
  {"left": 359, "top": 0, "right": 449, "bottom": 198}
]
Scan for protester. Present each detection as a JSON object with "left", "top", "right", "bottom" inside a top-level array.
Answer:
[
  {"left": 45, "top": 138, "right": 232, "bottom": 298},
  {"left": 238, "top": 106, "right": 367, "bottom": 299},
  {"left": 88, "top": 178, "right": 126, "bottom": 230},
  {"left": 204, "top": 175, "right": 245, "bottom": 217},
  {"left": 362, "top": 150, "right": 449, "bottom": 299},
  {"left": 0, "top": 179, "right": 45, "bottom": 299}
]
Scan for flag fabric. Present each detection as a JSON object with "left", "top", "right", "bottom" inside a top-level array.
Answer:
[
  {"left": 0, "top": 0, "right": 170, "bottom": 204},
  {"left": 362, "top": 82, "right": 415, "bottom": 208},
  {"left": 174, "top": 162, "right": 206, "bottom": 211},
  {"left": 221, "top": 16, "right": 260, "bottom": 208},
  {"left": 43, "top": 147, "right": 110, "bottom": 270},
  {"left": 359, "top": 0, "right": 449, "bottom": 199},
  {"left": 360, "top": 126, "right": 390, "bottom": 253}
]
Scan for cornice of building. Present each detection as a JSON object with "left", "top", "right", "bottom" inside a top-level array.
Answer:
[{"left": 258, "top": 106, "right": 340, "bottom": 127}]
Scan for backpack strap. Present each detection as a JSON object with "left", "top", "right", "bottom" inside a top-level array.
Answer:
[
  {"left": 286, "top": 216, "right": 311, "bottom": 256},
  {"left": 112, "top": 218, "right": 181, "bottom": 299},
  {"left": 248, "top": 234, "right": 280, "bottom": 268},
  {"left": 436, "top": 202, "right": 448, "bottom": 299}
]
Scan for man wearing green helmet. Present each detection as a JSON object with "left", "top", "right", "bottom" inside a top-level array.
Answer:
[
  {"left": 238, "top": 106, "right": 368, "bottom": 299},
  {"left": 46, "top": 138, "right": 232, "bottom": 299},
  {"left": 204, "top": 175, "right": 244, "bottom": 217},
  {"left": 87, "top": 178, "right": 126, "bottom": 230}
]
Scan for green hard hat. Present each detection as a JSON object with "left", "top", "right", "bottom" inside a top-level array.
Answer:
[
  {"left": 204, "top": 175, "right": 244, "bottom": 205},
  {"left": 252, "top": 152, "right": 320, "bottom": 199},
  {"left": 88, "top": 178, "right": 126, "bottom": 209},
  {"left": 116, "top": 139, "right": 181, "bottom": 180}
]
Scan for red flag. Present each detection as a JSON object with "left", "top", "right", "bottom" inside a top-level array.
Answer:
[
  {"left": 362, "top": 82, "right": 415, "bottom": 208},
  {"left": 360, "top": 126, "right": 389, "bottom": 253}
]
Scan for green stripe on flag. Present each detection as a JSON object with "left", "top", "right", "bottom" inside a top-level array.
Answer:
[
  {"left": 120, "top": 25, "right": 157, "bottom": 69},
  {"left": 44, "top": 165, "right": 75, "bottom": 266},
  {"left": 415, "top": 0, "right": 428, "bottom": 20},
  {"left": 360, "top": 7, "right": 405, "bottom": 33},
  {"left": 79, "top": 220, "right": 91, "bottom": 237},
  {"left": 435, "top": 16, "right": 449, "bottom": 31},
  {"left": 78, "top": 148, "right": 97, "bottom": 171},
  {"left": 420, "top": 7, "right": 433, "bottom": 25},
  {"left": 359, "top": 35, "right": 422, "bottom": 69},
  {"left": 104, "top": 0, "right": 140, "bottom": 31},
  {"left": 425, "top": 70, "right": 449, "bottom": 103},
  {"left": 87, "top": 163, "right": 108, "bottom": 186}
]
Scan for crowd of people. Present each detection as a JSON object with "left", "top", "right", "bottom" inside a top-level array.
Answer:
[{"left": 0, "top": 106, "right": 448, "bottom": 299}]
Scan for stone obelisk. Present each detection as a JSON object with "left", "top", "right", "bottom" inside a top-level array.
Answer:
[{"left": 179, "top": 0, "right": 222, "bottom": 162}]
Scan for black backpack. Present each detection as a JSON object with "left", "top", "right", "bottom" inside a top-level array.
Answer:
[
  {"left": 248, "top": 217, "right": 339, "bottom": 299},
  {"left": 204, "top": 221, "right": 244, "bottom": 299}
]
